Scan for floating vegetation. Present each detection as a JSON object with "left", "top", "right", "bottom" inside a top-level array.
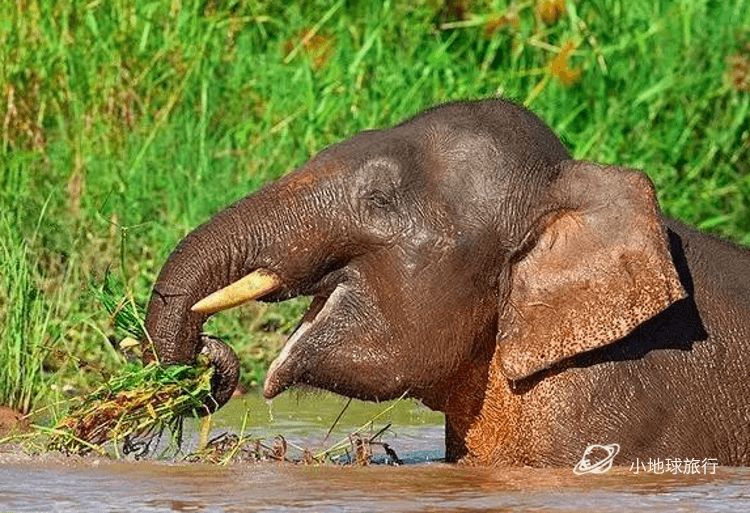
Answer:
[
  {"left": 186, "top": 430, "right": 402, "bottom": 466},
  {"left": 184, "top": 407, "right": 404, "bottom": 467}
]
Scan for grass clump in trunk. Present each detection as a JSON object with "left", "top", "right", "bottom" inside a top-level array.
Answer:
[
  {"left": 37, "top": 272, "right": 215, "bottom": 457},
  {"left": 43, "top": 360, "right": 214, "bottom": 457}
]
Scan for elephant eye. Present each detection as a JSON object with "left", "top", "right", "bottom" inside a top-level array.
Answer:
[{"left": 365, "top": 189, "right": 393, "bottom": 209}]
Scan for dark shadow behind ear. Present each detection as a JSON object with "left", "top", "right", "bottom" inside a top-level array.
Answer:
[{"left": 496, "top": 160, "right": 686, "bottom": 381}]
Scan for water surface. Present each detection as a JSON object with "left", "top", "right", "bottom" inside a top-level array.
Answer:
[{"left": 1, "top": 393, "right": 748, "bottom": 512}]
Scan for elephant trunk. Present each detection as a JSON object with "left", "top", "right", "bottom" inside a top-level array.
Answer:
[
  {"left": 143, "top": 194, "right": 270, "bottom": 410},
  {"left": 143, "top": 172, "right": 338, "bottom": 411}
]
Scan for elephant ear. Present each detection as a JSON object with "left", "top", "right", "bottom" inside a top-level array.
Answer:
[{"left": 496, "top": 160, "right": 686, "bottom": 381}]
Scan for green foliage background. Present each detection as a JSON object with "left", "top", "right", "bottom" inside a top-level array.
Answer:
[{"left": 1, "top": 0, "right": 748, "bottom": 411}]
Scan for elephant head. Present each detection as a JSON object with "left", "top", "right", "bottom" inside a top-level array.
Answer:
[{"left": 144, "top": 100, "right": 685, "bottom": 452}]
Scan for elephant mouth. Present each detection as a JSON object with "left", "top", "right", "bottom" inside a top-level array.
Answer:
[
  {"left": 190, "top": 265, "right": 357, "bottom": 400},
  {"left": 262, "top": 283, "right": 348, "bottom": 399}
]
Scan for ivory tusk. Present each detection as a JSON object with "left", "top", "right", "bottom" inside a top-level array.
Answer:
[{"left": 191, "top": 269, "right": 281, "bottom": 314}]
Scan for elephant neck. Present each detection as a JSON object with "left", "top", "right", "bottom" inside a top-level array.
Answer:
[
  {"left": 432, "top": 359, "right": 490, "bottom": 462},
  {"left": 437, "top": 345, "right": 550, "bottom": 466},
  {"left": 462, "top": 347, "right": 528, "bottom": 465}
]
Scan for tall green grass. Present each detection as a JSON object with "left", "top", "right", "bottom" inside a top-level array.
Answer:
[
  {"left": 0, "top": 208, "right": 60, "bottom": 414},
  {"left": 0, "top": 0, "right": 748, "bottom": 410}
]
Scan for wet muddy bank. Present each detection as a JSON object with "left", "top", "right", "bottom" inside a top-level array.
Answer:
[{"left": 0, "top": 406, "right": 27, "bottom": 438}]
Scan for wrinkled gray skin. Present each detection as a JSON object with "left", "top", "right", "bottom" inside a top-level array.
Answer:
[{"left": 144, "top": 99, "right": 750, "bottom": 466}]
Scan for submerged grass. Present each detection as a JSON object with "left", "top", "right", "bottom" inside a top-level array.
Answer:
[{"left": 0, "top": 0, "right": 748, "bottom": 414}]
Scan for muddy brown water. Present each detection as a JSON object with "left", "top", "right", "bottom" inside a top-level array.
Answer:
[{"left": 1, "top": 393, "right": 748, "bottom": 512}]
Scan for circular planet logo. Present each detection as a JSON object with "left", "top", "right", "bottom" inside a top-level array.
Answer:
[{"left": 573, "top": 443, "right": 620, "bottom": 475}]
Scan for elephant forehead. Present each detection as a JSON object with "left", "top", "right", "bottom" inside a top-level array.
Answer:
[
  {"left": 423, "top": 127, "right": 510, "bottom": 181},
  {"left": 280, "top": 159, "right": 342, "bottom": 190},
  {"left": 428, "top": 127, "right": 498, "bottom": 162},
  {"left": 415, "top": 134, "right": 507, "bottom": 216}
]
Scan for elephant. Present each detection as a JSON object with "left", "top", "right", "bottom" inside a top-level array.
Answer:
[{"left": 144, "top": 99, "right": 750, "bottom": 467}]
